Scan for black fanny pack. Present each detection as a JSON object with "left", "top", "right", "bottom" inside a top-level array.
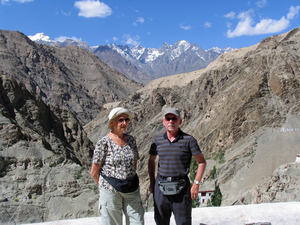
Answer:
[
  {"left": 101, "top": 173, "right": 139, "bottom": 193},
  {"left": 158, "top": 179, "right": 186, "bottom": 195}
]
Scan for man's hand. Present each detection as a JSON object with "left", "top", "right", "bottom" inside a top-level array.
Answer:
[
  {"left": 191, "top": 183, "right": 199, "bottom": 200},
  {"left": 191, "top": 153, "right": 206, "bottom": 200}
]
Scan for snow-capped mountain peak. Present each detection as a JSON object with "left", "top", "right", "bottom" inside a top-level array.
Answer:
[
  {"left": 28, "top": 33, "right": 52, "bottom": 42},
  {"left": 169, "top": 40, "right": 191, "bottom": 60},
  {"left": 28, "top": 33, "right": 93, "bottom": 52},
  {"left": 28, "top": 32, "right": 237, "bottom": 85},
  {"left": 176, "top": 40, "right": 191, "bottom": 51},
  {"left": 131, "top": 45, "right": 146, "bottom": 60}
]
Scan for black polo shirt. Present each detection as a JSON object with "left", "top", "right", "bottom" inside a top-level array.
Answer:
[{"left": 149, "top": 129, "right": 202, "bottom": 177}]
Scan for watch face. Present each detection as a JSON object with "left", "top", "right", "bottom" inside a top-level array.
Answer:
[{"left": 194, "top": 180, "right": 199, "bottom": 184}]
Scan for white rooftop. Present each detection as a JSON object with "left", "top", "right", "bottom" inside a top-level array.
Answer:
[{"left": 20, "top": 202, "right": 300, "bottom": 225}]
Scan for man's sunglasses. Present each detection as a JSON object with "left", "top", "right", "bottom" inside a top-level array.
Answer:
[
  {"left": 165, "top": 116, "right": 178, "bottom": 122},
  {"left": 118, "top": 118, "right": 130, "bottom": 123}
]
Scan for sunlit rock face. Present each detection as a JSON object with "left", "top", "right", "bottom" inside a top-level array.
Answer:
[{"left": 1, "top": 26, "right": 300, "bottom": 223}]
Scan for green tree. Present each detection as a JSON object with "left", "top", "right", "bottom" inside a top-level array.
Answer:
[
  {"left": 213, "top": 149, "right": 225, "bottom": 164},
  {"left": 211, "top": 165, "right": 217, "bottom": 179},
  {"left": 189, "top": 157, "right": 198, "bottom": 182},
  {"left": 192, "top": 196, "right": 200, "bottom": 208},
  {"left": 206, "top": 199, "right": 212, "bottom": 207},
  {"left": 190, "top": 157, "right": 200, "bottom": 208},
  {"left": 211, "top": 185, "right": 222, "bottom": 206}
]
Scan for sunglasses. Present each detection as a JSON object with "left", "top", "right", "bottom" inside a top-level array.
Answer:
[
  {"left": 118, "top": 118, "right": 130, "bottom": 123},
  {"left": 165, "top": 116, "right": 178, "bottom": 122}
]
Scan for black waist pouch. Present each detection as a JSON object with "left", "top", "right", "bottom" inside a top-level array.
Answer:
[
  {"left": 101, "top": 173, "right": 139, "bottom": 193},
  {"left": 158, "top": 179, "right": 186, "bottom": 195}
]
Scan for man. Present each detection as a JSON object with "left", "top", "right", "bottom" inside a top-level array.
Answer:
[{"left": 148, "top": 107, "right": 206, "bottom": 225}]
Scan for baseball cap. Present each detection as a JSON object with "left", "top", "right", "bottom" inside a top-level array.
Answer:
[{"left": 163, "top": 107, "right": 180, "bottom": 117}]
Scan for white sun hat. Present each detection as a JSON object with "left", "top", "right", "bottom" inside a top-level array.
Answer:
[{"left": 107, "top": 107, "right": 133, "bottom": 129}]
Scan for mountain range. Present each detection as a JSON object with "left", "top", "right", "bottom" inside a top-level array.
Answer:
[
  {"left": 85, "top": 26, "right": 300, "bottom": 208},
  {"left": 0, "top": 30, "right": 143, "bottom": 125},
  {"left": 29, "top": 33, "right": 236, "bottom": 85},
  {"left": 1, "top": 27, "right": 300, "bottom": 224}
]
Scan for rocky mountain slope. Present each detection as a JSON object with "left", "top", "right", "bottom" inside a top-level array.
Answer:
[
  {"left": 29, "top": 33, "right": 235, "bottom": 85},
  {"left": 85, "top": 26, "right": 300, "bottom": 208},
  {"left": 0, "top": 29, "right": 143, "bottom": 125},
  {"left": 1, "top": 27, "right": 300, "bottom": 224},
  {"left": 242, "top": 162, "right": 300, "bottom": 205},
  {"left": 0, "top": 75, "right": 98, "bottom": 224}
]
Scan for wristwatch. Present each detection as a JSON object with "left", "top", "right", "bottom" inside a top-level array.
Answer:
[{"left": 194, "top": 180, "right": 199, "bottom": 185}]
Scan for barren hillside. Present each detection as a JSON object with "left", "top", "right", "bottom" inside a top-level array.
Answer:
[
  {"left": 85, "top": 26, "right": 300, "bottom": 207},
  {"left": 0, "top": 30, "right": 143, "bottom": 124},
  {"left": 1, "top": 27, "right": 300, "bottom": 224}
]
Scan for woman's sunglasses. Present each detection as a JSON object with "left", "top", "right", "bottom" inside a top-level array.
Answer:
[{"left": 118, "top": 118, "right": 130, "bottom": 123}]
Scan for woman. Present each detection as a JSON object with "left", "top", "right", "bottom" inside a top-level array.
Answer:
[{"left": 90, "top": 107, "right": 144, "bottom": 225}]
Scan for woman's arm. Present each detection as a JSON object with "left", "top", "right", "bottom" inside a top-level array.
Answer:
[{"left": 90, "top": 163, "right": 102, "bottom": 184}]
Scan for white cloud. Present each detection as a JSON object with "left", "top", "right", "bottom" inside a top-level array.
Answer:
[
  {"left": 131, "top": 7, "right": 139, "bottom": 13},
  {"left": 14, "top": 0, "right": 33, "bottom": 2},
  {"left": 224, "top": 11, "right": 236, "bottom": 19},
  {"left": 54, "top": 36, "right": 81, "bottom": 42},
  {"left": 61, "top": 11, "right": 71, "bottom": 17},
  {"left": 1, "top": 0, "right": 33, "bottom": 4},
  {"left": 133, "top": 17, "right": 144, "bottom": 26},
  {"left": 179, "top": 24, "right": 191, "bottom": 30},
  {"left": 122, "top": 34, "right": 140, "bottom": 46},
  {"left": 256, "top": 0, "right": 268, "bottom": 8},
  {"left": 112, "top": 37, "right": 118, "bottom": 41},
  {"left": 226, "top": 6, "right": 300, "bottom": 38},
  {"left": 287, "top": 5, "right": 300, "bottom": 20},
  {"left": 74, "top": 0, "right": 112, "bottom": 18},
  {"left": 204, "top": 22, "right": 212, "bottom": 28},
  {"left": 137, "top": 17, "right": 144, "bottom": 23},
  {"left": 226, "top": 22, "right": 232, "bottom": 28}
]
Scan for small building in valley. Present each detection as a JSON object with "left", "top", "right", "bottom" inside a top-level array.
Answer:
[
  {"left": 296, "top": 154, "right": 300, "bottom": 163},
  {"left": 198, "top": 190, "right": 215, "bottom": 204}
]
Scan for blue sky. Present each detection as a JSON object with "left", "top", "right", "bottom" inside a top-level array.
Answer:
[{"left": 0, "top": 0, "right": 299, "bottom": 50}]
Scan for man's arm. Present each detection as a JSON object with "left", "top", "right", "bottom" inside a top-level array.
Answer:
[
  {"left": 90, "top": 163, "right": 102, "bottom": 184},
  {"left": 190, "top": 153, "right": 206, "bottom": 200},
  {"left": 148, "top": 155, "right": 157, "bottom": 193}
]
